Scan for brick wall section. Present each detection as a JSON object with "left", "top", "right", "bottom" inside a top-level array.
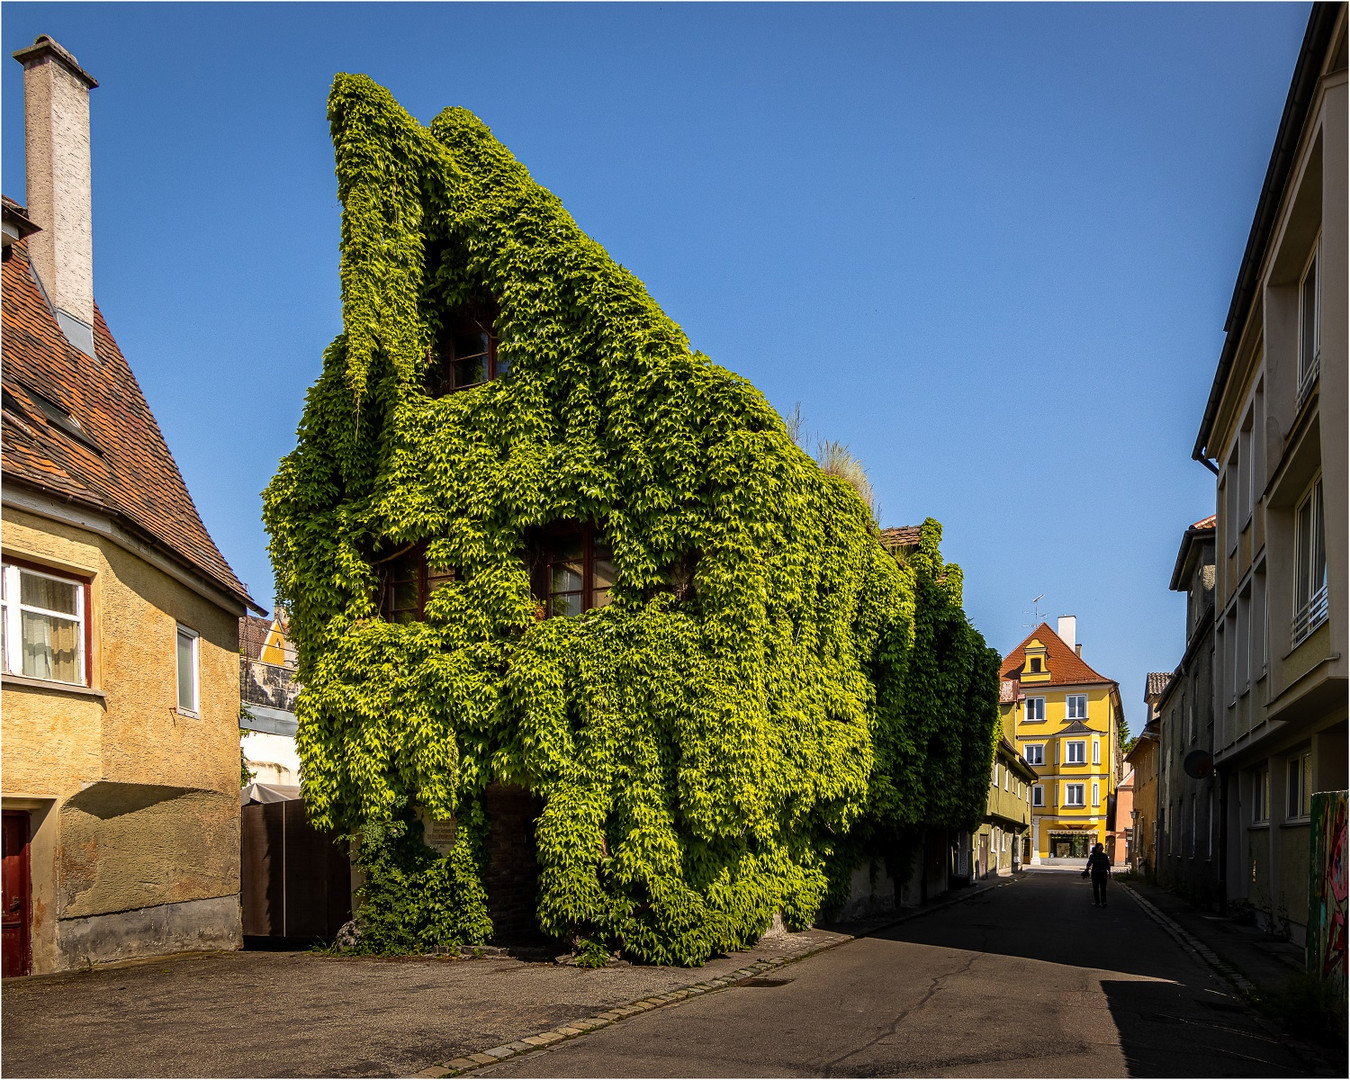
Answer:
[{"left": 482, "top": 784, "right": 545, "bottom": 944}]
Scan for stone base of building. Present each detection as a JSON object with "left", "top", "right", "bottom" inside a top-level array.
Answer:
[{"left": 55, "top": 894, "right": 241, "bottom": 971}]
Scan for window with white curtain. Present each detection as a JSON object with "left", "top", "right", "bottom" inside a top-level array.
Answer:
[
  {"left": 1, "top": 561, "right": 86, "bottom": 685},
  {"left": 176, "top": 625, "right": 199, "bottom": 714}
]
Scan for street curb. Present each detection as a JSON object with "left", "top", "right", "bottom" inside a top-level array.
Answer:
[{"left": 415, "top": 878, "right": 1011, "bottom": 1077}]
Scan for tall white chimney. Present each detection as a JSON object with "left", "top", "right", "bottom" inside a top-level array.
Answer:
[
  {"left": 1057, "top": 615, "right": 1077, "bottom": 653},
  {"left": 13, "top": 35, "right": 98, "bottom": 357}
]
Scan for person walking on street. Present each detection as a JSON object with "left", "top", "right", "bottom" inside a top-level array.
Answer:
[{"left": 1085, "top": 842, "right": 1110, "bottom": 906}]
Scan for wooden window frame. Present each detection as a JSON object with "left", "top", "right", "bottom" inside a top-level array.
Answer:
[
  {"left": 531, "top": 522, "right": 614, "bottom": 619},
  {"left": 429, "top": 310, "right": 505, "bottom": 396},
  {"left": 375, "top": 542, "right": 456, "bottom": 623}
]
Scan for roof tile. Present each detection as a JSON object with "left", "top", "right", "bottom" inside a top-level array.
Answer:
[{"left": 999, "top": 621, "right": 1113, "bottom": 687}]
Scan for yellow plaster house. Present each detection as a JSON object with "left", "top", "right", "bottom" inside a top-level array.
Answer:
[
  {"left": 1000, "top": 617, "right": 1124, "bottom": 864},
  {"left": 1, "top": 37, "right": 261, "bottom": 975}
]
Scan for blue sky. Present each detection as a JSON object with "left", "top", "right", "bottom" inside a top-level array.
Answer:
[{"left": 2, "top": 3, "right": 1312, "bottom": 734}]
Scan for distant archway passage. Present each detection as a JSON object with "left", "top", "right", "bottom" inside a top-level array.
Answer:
[{"left": 482, "top": 784, "right": 547, "bottom": 945}]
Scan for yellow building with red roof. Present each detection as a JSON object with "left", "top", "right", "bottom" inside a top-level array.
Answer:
[{"left": 1000, "top": 617, "right": 1124, "bottom": 864}]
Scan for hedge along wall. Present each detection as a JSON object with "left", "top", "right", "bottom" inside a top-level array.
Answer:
[{"left": 263, "top": 73, "right": 1000, "bottom": 965}]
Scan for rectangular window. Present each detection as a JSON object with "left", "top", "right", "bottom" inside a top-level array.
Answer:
[
  {"left": 1025, "top": 744, "right": 1044, "bottom": 766},
  {"left": 1025, "top": 697, "right": 1045, "bottom": 722},
  {"left": 1, "top": 561, "right": 87, "bottom": 685},
  {"left": 1293, "top": 476, "right": 1327, "bottom": 644},
  {"left": 1239, "top": 413, "right": 1254, "bottom": 524},
  {"left": 1032, "top": 785, "right": 1044, "bottom": 808},
  {"left": 1298, "top": 246, "right": 1319, "bottom": 401},
  {"left": 376, "top": 543, "right": 456, "bottom": 623},
  {"left": 1252, "top": 766, "right": 1269, "bottom": 824},
  {"left": 176, "top": 625, "right": 199, "bottom": 714},
  {"left": 1066, "top": 740, "right": 1086, "bottom": 765},
  {"left": 1064, "top": 783, "right": 1085, "bottom": 808},
  {"left": 428, "top": 312, "right": 507, "bottom": 395},
  {"left": 1225, "top": 449, "right": 1238, "bottom": 553},
  {"left": 1066, "top": 695, "right": 1087, "bottom": 720},
  {"left": 1004, "top": 768, "right": 1010, "bottom": 792},
  {"left": 535, "top": 523, "right": 614, "bottom": 618},
  {"left": 1092, "top": 781, "right": 1099, "bottom": 806},
  {"left": 1092, "top": 739, "right": 1100, "bottom": 765},
  {"left": 1287, "top": 752, "right": 1312, "bottom": 820}
]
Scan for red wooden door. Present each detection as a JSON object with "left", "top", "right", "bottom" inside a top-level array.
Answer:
[{"left": 2, "top": 811, "right": 32, "bottom": 977}]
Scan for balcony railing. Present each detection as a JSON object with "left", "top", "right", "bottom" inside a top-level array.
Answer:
[{"left": 1292, "top": 584, "right": 1329, "bottom": 645}]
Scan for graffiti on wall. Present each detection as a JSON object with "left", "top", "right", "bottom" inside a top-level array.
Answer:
[{"left": 1307, "top": 790, "right": 1347, "bottom": 996}]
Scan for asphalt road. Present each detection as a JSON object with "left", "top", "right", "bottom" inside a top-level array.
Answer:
[{"left": 478, "top": 870, "right": 1321, "bottom": 1078}]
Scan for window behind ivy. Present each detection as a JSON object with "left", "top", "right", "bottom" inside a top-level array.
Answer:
[
  {"left": 532, "top": 523, "right": 614, "bottom": 617},
  {"left": 428, "top": 311, "right": 507, "bottom": 396},
  {"left": 377, "top": 543, "right": 456, "bottom": 623}
]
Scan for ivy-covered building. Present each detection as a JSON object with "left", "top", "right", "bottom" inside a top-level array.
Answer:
[{"left": 264, "top": 74, "right": 1001, "bottom": 964}]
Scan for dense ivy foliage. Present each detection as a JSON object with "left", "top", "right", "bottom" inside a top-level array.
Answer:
[{"left": 263, "top": 74, "right": 999, "bottom": 964}]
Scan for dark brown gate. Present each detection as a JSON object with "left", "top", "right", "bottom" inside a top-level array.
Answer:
[
  {"left": 482, "top": 784, "right": 545, "bottom": 944},
  {"left": 241, "top": 800, "right": 351, "bottom": 943},
  {"left": 2, "top": 811, "right": 31, "bottom": 977}
]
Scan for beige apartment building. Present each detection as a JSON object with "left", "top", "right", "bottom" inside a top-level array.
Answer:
[
  {"left": 1192, "top": 3, "right": 1347, "bottom": 943},
  {"left": 2, "top": 37, "right": 261, "bottom": 974}
]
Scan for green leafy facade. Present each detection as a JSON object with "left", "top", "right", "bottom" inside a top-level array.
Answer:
[{"left": 263, "top": 74, "right": 1000, "bottom": 965}]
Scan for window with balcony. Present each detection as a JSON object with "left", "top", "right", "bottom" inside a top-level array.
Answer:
[
  {"left": 1, "top": 560, "right": 88, "bottom": 685},
  {"left": 1293, "top": 475, "right": 1327, "bottom": 644},
  {"left": 1298, "top": 246, "right": 1319, "bottom": 403}
]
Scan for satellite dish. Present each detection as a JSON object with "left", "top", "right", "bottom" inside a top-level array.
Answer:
[{"left": 1183, "top": 750, "right": 1214, "bottom": 780}]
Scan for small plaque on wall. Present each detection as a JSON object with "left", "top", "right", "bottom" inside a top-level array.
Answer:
[{"left": 418, "top": 811, "right": 457, "bottom": 856}]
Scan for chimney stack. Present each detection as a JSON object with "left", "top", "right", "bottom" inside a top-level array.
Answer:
[
  {"left": 12, "top": 35, "right": 98, "bottom": 357},
  {"left": 1057, "top": 615, "right": 1077, "bottom": 652}
]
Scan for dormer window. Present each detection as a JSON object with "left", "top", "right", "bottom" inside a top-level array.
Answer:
[
  {"left": 376, "top": 543, "right": 456, "bottom": 623},
  {"left": 1029, "top": 657, "right": 1042, "bottom": 673},
  {"left": 428, "top": 312, "right": 507, "bottom": 396}
]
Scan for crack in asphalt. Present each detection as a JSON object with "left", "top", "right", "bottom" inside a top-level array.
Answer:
[{"left": 820, "top": 947, "right": 982, "bottom": 1076}]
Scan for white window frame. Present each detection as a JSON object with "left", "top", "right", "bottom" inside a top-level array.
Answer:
[
  {"left": 1, "top": 561, "right": 87, "bottom": 685},
  {"left": 1092, "top": 738, "right": 1100, "bottom": 765},
  {"left": 1032, "top": 784, "right": 1044, "bottom": 808},
  {"left": 1293, "top": 475, "right": 1328, "bottom": 645},
  {"left": 1298, "top": 243, "right": 1320, "bottom": 402},
  {"left": 176, "top": 624, "right": 200, "bottom": 715},
  {"left": 1092, "top": 781, "right": 1100, "bottom": 806},
  {"left": 1066, "top": 694, "right": 1088, "bottom": 720},
  {"left": 1025, "top": 696, "right": 1045, "bottom": 722},
  {"left": 1025, "top": 744, "right": 1044, "bottom": 766},
  {"left": 1066, "top": 740, "right": 1086, "bottom": 766},
  {"left": 1004, "top": 767, "right": 1010, "bottom": 792},
  {"left": 1064, "top": 783, "right": 1085, "bottom": 808}
]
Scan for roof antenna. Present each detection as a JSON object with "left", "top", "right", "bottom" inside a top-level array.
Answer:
[{"left": 1024, "top": 593, "right": 1046, "bottom": 628}]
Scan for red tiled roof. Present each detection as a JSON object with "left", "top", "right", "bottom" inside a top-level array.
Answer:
[
  {"left": 1190, "top": 515, "right": 1216, "bottom": 531},
  {"left": 999, "top": 622, "right": 1113, "bottom": 687},
  {"left": 239, "top": 615, "right": 272, "bottom": 661},
  {"left": 879, "top": 525, "right": 921, "bottom": 550},
  {"left": 1145, "top": 671, "right": 1172, "bottom": 699},
  {"left": 2, "top": 231, "right": 258, "bottom": 611}
]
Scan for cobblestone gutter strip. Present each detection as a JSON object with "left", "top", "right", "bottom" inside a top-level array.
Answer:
[{"left": 413, "top": 879, "right": 1009, "bottom": 1078}]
